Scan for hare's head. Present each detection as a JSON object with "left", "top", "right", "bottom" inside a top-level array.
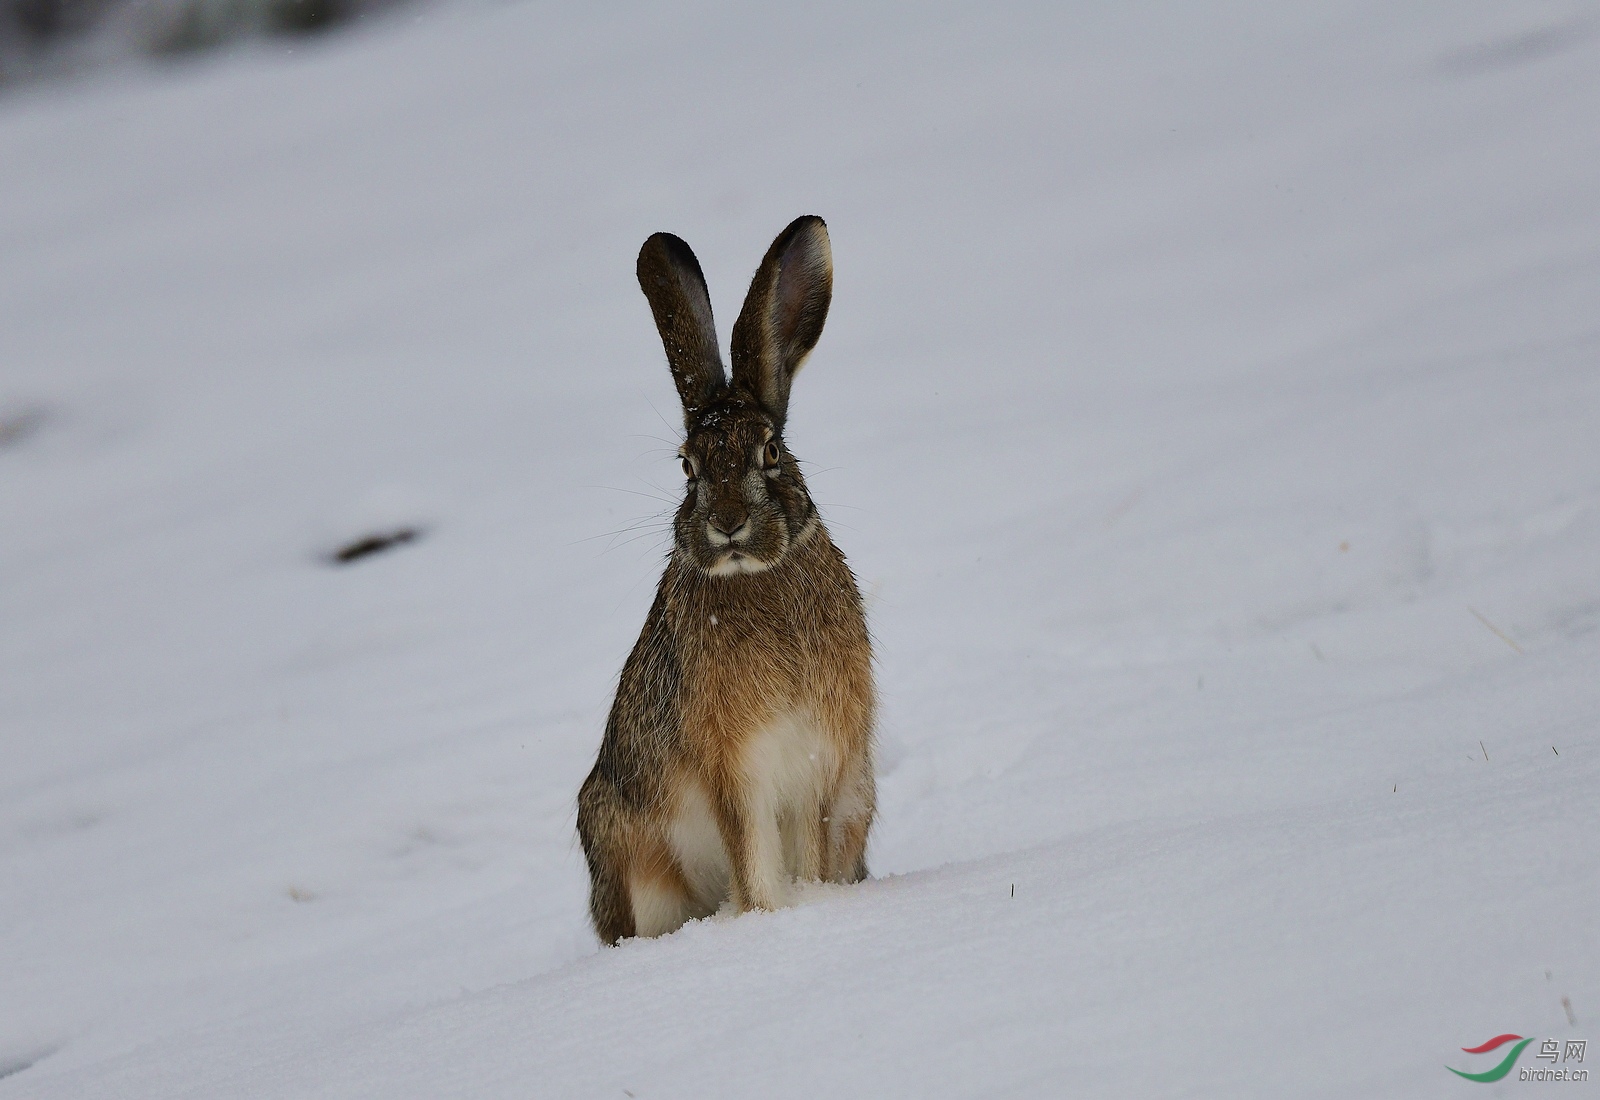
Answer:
[{"left": 637, "top": 217, "right": 833, "bottom": 577}]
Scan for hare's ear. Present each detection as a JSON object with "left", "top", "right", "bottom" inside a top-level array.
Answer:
[
  {"left": 638, "top": 232, "right": 727, "bottom": 420},
  {"left": 730, "top": 216, "right": 832, "bottom": 426}
]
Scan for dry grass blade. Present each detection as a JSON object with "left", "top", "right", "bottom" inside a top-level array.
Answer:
[{"left": 1467, "top": 606, "right": 1524, "bottom": 654}]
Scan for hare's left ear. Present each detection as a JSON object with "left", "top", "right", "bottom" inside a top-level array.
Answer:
[{"left": 730, "top": 216, "right": 832, "bottom": 426}]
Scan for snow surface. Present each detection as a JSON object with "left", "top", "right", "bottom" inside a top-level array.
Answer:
[{"left": 2, "top": 1, "right": 1598, "bottom": 1096}]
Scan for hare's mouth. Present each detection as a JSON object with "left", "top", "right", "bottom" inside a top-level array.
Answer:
[{"left": 706, "top": 549, "right": 772, "bottom": 577}]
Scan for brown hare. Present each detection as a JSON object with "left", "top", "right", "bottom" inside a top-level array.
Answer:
[{"left": 576, "top": 216, "right": 875, "bottom": 945}]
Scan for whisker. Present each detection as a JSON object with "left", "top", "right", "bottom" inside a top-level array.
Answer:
[
  {"left": 599, "top": 528, "right": 673, "bottom": 555},
  {"left": 590, "top": 484, "right": 679, "bottom": 506},
  {"left": 642, "top": 394, "right": 684, "bottom": 439},
  {"left": 625, "top": 433, "right": 684, "bottom": 449},
  {"left": 569, "top": 521, "right": 671, "bottom": 548}
]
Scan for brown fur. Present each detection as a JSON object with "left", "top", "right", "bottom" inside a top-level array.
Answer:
[{"left": 577, "top": 217, "right": 875, "bottom": 945}]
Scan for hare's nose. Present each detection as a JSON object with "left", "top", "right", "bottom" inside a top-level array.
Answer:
[{"left": 708, "top": 516, "right": 749, "bottom": 543}]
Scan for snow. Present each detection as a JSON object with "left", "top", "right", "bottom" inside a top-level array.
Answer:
[{"left": 2, "top": 1, "right": 1597, "bottom": 1095}]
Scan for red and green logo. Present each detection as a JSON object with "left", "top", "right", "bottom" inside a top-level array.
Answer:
[{"left": 1448, "top": 1034, "right": 1535, "bottom": 1082}]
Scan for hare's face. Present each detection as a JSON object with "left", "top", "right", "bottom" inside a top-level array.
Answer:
[{"left": 675, "top": 397, "right": 814, "bottom": 576}]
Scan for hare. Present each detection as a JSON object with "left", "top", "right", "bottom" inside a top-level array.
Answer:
[{"left": 576, "top": 216, "right": 875, "bottom": 945}]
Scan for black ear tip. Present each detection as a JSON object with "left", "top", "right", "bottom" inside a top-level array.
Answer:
[
  {"left": 638, "top": 231, "right": 682, "bottom": 269},
  {"left": 639, "top": 232, "right": 707, "bottom": 282},
  {"left": 640, "top": 230, "right": 688, "bottom": 253},
  {"left": 785, "top": 215, "right": 828, "bottom": 239}
]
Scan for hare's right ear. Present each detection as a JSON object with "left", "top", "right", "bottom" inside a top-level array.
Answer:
[{"left": 637, "top": 233, "right": 726, "bottom": 421}]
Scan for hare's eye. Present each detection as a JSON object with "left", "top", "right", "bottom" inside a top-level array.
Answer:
[
  {"left": 762, "top": 440, "right": 781, "bottom": 467},
  {"left": 681, "top": 457, "right": 696, "bottom": 480}
]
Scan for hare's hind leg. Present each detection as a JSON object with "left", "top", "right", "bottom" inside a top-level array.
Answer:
[
  {"left": 577, "top": 779, "right": 636, "bottom": 945},
  {"left": 579, "top": 773, "right": 696, "bottom": 943},
  {"left": 579, "top": 820, "right": 696, "bottom": 942},
  {"left": 627, "top": 836, "right": 697, "bottom": 938},
  {"left": 586, "top": 852, "right": 635, "bottom": 945}
]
